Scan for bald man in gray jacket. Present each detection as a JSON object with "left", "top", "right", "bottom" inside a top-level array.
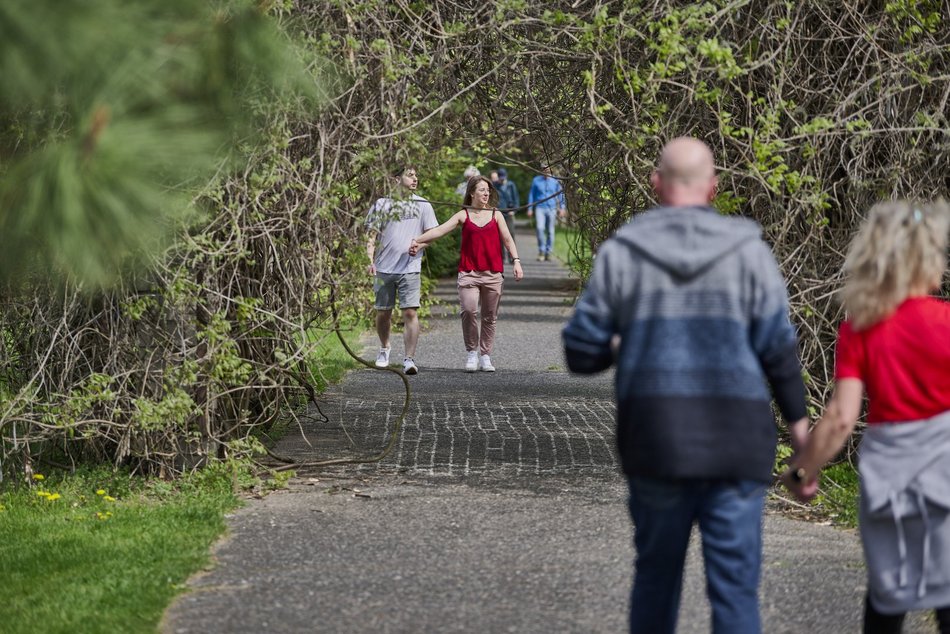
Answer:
[{"left": 563, "top": 138, "right": 809, "bottom": 634}]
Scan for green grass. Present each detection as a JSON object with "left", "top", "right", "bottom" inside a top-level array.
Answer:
[
  {"left": 302, "top": 325, "right": 364, "bottom": 392},
  {"left": 813, "top": 461, "right": 860, "bottom": 527},
  {"left": 0, "top": 326, "right": 365, "bottom": 634},
  {"left": 551, "top": 225, "right": 592, "bottom": 277},
  {"left": 0, "top": 465, "right": 240, "bottom": 634}
]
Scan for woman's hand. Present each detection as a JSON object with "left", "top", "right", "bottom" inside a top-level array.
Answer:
[
  {"left": 408, "top": 239, "right": 422, "bottom": 257},
  {"left": 513, "top": 260, "right": 524, "bottom": 281}
]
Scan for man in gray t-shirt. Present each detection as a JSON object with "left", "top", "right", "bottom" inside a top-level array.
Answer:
[{"left": 365, "top": 167, "right": 438, "bottom": 375}]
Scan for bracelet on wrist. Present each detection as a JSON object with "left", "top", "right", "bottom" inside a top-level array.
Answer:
[
  {"left": 512, "top": 258, "right": 521, "bottom": 262},
  {"left": 789, "top": 466, "right": 808, "bottom": 484}
]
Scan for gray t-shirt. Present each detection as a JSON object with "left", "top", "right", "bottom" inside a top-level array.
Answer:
[{"left": 366, "top": 194, "right": 438, "bottom": 274}]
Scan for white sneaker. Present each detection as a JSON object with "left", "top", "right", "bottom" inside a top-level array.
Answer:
[
  {"left": 403, "top": 357, "right": 418, "bottom": 375},
  {"left": 375, "top": 347, "right": 391, "bottom": 368},
  {"left": 479, "top": 354, "right": 495, "bottom": 372},
  {"left": 464, "top": 350, "right": 478, "bottom": 372}
]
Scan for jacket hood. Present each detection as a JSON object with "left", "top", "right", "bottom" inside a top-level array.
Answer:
[{"left": 613, "top": 206, "right": 761, "bottom": 280}]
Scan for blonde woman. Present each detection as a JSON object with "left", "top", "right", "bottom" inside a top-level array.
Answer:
[
  {"left": 784, "top": 200, "right": 950, "bottom": 633},
  {"left": 409, "top": 176, "right": 524, "bottom": 372}
]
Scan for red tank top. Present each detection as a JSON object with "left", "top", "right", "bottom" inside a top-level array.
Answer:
[{"left": 458, "top": 210, "right": 503, "bottom": 273}]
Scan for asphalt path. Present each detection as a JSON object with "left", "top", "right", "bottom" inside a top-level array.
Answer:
[{"left": 163, "top": 225, "right": 935, "bottom": 633}]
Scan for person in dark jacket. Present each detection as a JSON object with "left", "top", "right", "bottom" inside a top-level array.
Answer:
[
  {"left": 496, "top": 168, "right": 520, "bottom": 264},
  {"left": 562, "top": 137, "right": 809, "bottom": 634}
]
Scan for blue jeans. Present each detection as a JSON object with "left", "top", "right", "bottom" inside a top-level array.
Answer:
[
  {"left": 627, "top": 477, "right": 766, "bottom": 634},
  {"left": 535, "top": 207, "right": 557, "bottom": 254}
]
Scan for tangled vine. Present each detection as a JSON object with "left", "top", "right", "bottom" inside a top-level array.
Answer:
[{"left": 2, "top": 0, "right": 948, "bottom": 477}]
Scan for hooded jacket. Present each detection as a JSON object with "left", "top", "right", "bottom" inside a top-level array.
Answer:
[{"left": 562, "top": 206, "right": 807, "bottom": 482}]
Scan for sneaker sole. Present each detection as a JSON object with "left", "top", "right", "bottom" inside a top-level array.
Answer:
[
  {"left": 375, "top": 362, "right": 389, "bottom": 368},
  {"left": 480, "top": 367, "right": 495, "bottom": 372},
  {"left": 405, "top": 367, "right": 418, "bottom": 375},
  {"left": 465, "top": 366, "right": 477, "bottom": 373}
]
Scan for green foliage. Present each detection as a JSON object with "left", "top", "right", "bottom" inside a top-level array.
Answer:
[
  {"left": 132, "top": 389, "right": 199, "bottom": 433},
  {"left": 302, "top": 326, "right": 362, "bottom": 393},
  {"left": 45, "top": 374, "right": 119, "bottom": 436},
  {"left": 813, "top": 462, "right": 860, "bottom": 528},
  {"left": 264, "top": 468, "right": 295, "bottom": 491},
  {"left": 0, "top": 466, "right": 240, "bottom": 634},
  {"left": 885, "top": 0, "right": 942, "bottom": 43},
  {"left": 713, "top": 191, "right": 748, "bottom": 216},
  {"left": 773, "top": 442, "right": 794, "bottom": 476},
  {"left": 199, "top": 313, "right": 254, "bottom": 387},
  {"left": 552, "top": 226, "right": 593, "bottom": 280},
  {"left": 0, "top": 0, "right": 323, "bottom": 286},
  {"left": 4, "top": 0, "right": 949, "bottom": 478}
]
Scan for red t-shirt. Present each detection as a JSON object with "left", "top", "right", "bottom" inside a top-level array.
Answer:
[{"left": 835, "top": 296, "right": 950, "bottom": 423}]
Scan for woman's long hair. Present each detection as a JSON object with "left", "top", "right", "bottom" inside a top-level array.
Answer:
[
  {"left": 463, "top": 176, "right": 499, "bottom": 209},
  {"left": 841, "top": 199, "right": 949, "bottom": 330}
]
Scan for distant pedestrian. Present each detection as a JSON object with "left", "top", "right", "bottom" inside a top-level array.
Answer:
[
  {"left": 365, "top": 167, "right": 438, "bottom": 375},
  {"left": 563, "top": 137, "right": 809, "bottom": 634},
  {"left": 527, "top": 164, "right": 566, "bottom": 261},
  {"left": 455, "top": 165, "right": 480, "bottom": 197},
  {"left": 496, "top": 168, "right": 521, "bottom": 264},
  {"left": 489, "top": 169, "right": 500, "bottom": 186},
  {"left": 783, "top": 200, "right": 950, "bottom": 633},
  {"left": 409, "top": 176, "right": 524, "bottom": 372}
]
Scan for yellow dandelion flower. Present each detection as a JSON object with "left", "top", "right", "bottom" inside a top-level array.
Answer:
[
  {"left": 32, "top": 474, "right": 45, "bottom": 481},
  {"left": 36, "top": 490, "right": 50, "bottom": 498},
  {"left": 103, "top": 495, "right": 116, "bottom": 502},
  {"left": 46, "top": 493, "right": 61, "bottom": 502},
  {"left": 0, "top": 503, "right": 6, "bottom": 512},
  {"left": 96, "top": 489, "right": 106, "bottom": 496}
]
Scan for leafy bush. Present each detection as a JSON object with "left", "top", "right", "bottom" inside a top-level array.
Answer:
[{"left": 3, "top": 1, "right": 947, "bottom": 477}]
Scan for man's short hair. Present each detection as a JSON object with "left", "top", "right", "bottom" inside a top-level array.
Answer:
[
  {"left": 391, "top": 166, "right": 414, "bottom": 178},
  {"left": 497, "top": 168, "right": 508, "bottom": 178}
]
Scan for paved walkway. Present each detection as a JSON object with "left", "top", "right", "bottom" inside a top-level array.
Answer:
[{"left": 163, "top": 227, "right": 934, "bottom": 633}]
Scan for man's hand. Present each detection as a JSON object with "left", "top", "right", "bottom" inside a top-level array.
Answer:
[
  {"left": 558, "top": 208, "right": 567, "bottom": 219},
  {"left": 513, "top": 261, "right": 524, "bottom": 281},
  {"left": 527, "top": 208, "right": 534, "bottom": 217},
  {"left": 780, "top": 467, "right": 819, "bottom": 503},
  {"left": 408, "top": 239, "right": 422, "bottom": 257},
  {"left": 781, "top": 416, "right": 817, "bottom": 502},
  {"left": 366, "top": 232, "right": 378, "bottom": 276}
]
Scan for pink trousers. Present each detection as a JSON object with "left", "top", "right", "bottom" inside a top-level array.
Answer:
[{"left": 457, "top": 271, "right": 504, "bottom": 356}]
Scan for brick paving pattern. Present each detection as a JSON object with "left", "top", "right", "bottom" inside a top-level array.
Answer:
[{"left": 322, "top": 396, "right": 618, "bottom": 476}]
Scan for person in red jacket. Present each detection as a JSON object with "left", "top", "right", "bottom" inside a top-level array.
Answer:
[{"left": 409, "top": 176, "right": 524, "bottom": 372}]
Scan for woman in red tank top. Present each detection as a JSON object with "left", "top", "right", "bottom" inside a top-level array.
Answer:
[{"left": 409, "top": 176, "right": 523, "bottom": 372}]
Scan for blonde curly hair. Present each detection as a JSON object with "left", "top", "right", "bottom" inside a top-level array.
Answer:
[{"left": 841, "top": 199, "right": 950, "bottom": 331}]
